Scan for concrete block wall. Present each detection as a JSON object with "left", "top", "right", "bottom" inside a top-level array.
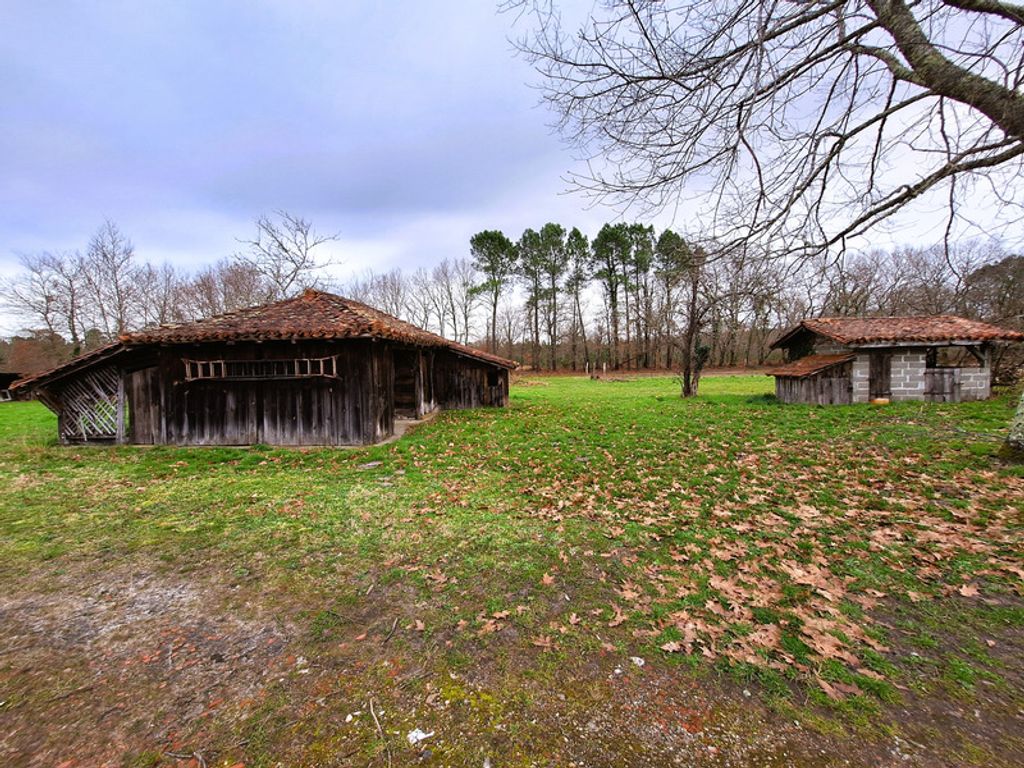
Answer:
[
  {"left": 959, "top": 368, "right": 991, "bottom": 401},
  {"left": 889, "top": 349, "right": 928, "bottom": 401},
  {"left": 803, "top": 339, "right": 993, "bottom": 403},
  {"left": 852, "top": 354, "right": 870, "bottom": 403}
]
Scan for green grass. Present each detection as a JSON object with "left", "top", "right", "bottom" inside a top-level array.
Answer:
[{"left": 1, "top": 374, "right": 1023, "bottom": 762}]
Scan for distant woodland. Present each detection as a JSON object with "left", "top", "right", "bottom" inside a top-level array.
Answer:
[{"left": 2, "top": 213, "right": 1022, "bottom": 383}]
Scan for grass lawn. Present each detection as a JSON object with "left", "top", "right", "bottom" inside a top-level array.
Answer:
[{"left": 1, "top": 374, "right": 1022, "bottom": 767}]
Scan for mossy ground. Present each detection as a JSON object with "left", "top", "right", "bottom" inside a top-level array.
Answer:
[{"left": 1, "top": 375, "right": 1022, "bottom": 766}]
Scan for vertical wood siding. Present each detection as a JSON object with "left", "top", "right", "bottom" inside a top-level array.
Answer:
[
  {"left": 114, "top": 340, "right": 509, "bottom": 446},
  {"left": 775, "top": 363, "right": 852, "bottom": 405},
  {"left": 433, "top": 353, "right": 509, "bottom": 409},
  {"left": 126, "top": 340, "right": 389, "bottom": 446}
]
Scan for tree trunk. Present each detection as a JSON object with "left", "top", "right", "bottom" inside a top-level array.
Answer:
[
  {"left": 577, "top": 293, "right": 590, "bottom": 370},
  {"left": 1003, "top": 389, "right": 1024, "bottom": 460},
  {"left": 680, "top": 276, "right": 701, "bottom": 397},
  {"left": 532, "top": 287, "right": 541, "bottom": 370},
  {"left": 490, "top": 290, "right": 499, "bottom": 354},
  {"left": 609, "top": 290, "right": 620, "bottom": 369}
]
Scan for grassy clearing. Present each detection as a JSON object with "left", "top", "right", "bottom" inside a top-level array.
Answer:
[{"left": 1, "top": 375, "right": 1022, "bottom": 765}]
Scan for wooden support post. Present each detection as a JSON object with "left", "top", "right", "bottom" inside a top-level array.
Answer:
[{"left": 116, "top": 373, "right": 126, "bottom": 444}]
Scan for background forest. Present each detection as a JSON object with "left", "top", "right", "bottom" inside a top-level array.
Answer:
[{"left": 2, "top": 213, "right": 1022, "bottom": 386}]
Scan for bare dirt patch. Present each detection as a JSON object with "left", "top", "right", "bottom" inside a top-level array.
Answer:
[
  {"left": 0, "top": 563, "right": 292, "bottom": 767},
  {"left": 3, "top": 559, "right": 1023, "bottom": 767}
]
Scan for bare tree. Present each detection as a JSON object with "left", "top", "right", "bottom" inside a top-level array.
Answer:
[
  {"left": 2, "top": 251, "right": 87, "bottom": 352},
  {"left": 497, "top": 295, "right": 527, "bottom": 360},
  {"left": 234, "top": 210, "right": 339, "bottom": 301},
  {"left": 184, "top": 259, "right": 269, "bottom": 319},
  {"left": 406, "top": 267, "right": 441, "bottom": 332},
  {"left": 432, "top": 258, "right": 480, "bottom": 344},
  {"left": 564, "top": 227, "right": 591, "bottom": 369},
  {"left": 82, "top": 220, "right": 140, "bottom": 338},
  {"left": 510, "top": 1, "right": 1024, "bottom": 253},
  {"left": 345, "top": 268, "right": 411, "bottom": 319},
  {"left": 137, "top": 262, "right": 186, "bottom": 327}
]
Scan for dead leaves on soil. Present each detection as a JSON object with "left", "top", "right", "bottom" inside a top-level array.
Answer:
[{"left": 509, "top": 439, "right": 1023, "bottom": 697}]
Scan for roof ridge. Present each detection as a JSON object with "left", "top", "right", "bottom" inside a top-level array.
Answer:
[
  {"left": 109, "top": 289, "right": 517, "bottom": 368},
  {"left": 773, "top": 314, "right": 1024, "bottom": 349}
]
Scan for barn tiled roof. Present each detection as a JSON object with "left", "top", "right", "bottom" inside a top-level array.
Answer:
[
  {"left": 765, "top": 353, "right": 855, "bottom": 379},
  {"left": 772, "top": 315, "right": 1024, "bottom": 349},
  {"left": 120, "top": 290, "right": 517, "bottom": 368},
  {"left": 10, "top": 291, "right": 517, "bottom": 394},
  {"left": 8, "top": 341, "right": 128, "bottom": 393}
]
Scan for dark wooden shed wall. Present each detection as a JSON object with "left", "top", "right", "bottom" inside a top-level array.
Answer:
[
  {"left": 775, "top": 362, "right": 853, "bottom": 405},
  {"left": 120, "top": 340, "right": 508, "bottom": 446},
  {"left": 433, "top": 353, "right": 509, "bottom": 409},
  {"left": 127, "top": 340, "right": 392, "bottom": 446}
]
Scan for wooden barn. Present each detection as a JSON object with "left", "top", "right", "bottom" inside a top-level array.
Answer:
[
  {"left": 10, "top": 289, "right": 516, "bottom": 445},
  {"left": 768, "top": 316, "right": 1023, "bottom": 405}
]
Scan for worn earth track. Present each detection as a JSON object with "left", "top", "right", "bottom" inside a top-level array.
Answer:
[{"left": 2, "top": 560, "right": 1021, "bottom": 767}]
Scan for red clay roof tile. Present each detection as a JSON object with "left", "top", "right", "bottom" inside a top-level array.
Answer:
[
  {"left": 12, "top": 291, "right": 517, "bottom": 393},
  {"left": 120, "top": 290, "right": 517, "bottom": 368},
  {"left": 773, "top": 315, "right": 1024, "bottom": 348},
  {"left": 765, "top": 353, "right": 856, "bottom": 378}
]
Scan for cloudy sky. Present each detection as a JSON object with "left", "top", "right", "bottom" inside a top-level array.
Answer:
[
  {"left": 1, "top": 2, "right": 1016, "bottom": 335},
  {"left": 0, "top": 2, "right": 616, "bottom": 305}
]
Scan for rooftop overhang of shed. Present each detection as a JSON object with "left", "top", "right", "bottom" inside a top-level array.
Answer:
[
  {"left": 765, "top": 353, "right": 856, "bottom": 379},
  {"left": 772, "top": 316, "right": 1024, "bottom": 350},
  {"left": 8, "top": 342, "right": 131, "bottom": 398},
  {"left": 841, "top": 339, "right": 995, "bottom": 349},
  {"left": 10, "top": 335, "right": 516, "bottom": 400}
]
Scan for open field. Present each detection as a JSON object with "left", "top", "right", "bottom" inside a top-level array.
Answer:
[{"left": 1, "top": 375, "right": 1023, "bottom": 767}]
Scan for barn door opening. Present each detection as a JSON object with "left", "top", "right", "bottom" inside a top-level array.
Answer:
[
  {"left": 393, "top": 350, "right": 418, "bottom": 418},
  {"left": 869, "top": 352, "right": 892, "bottom": 399}
]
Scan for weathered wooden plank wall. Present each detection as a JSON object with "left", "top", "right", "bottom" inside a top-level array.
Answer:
[
  {"left": 127, "top": 340, "right": 389, "bottom": 446},
  {"left": 116, "top": 340, "right": 509, "bottom": 446},
  {"left": 127, "top": 366, "right": 161, "bottom": 444},
  {"left": 924, "top": 368, "right": 961, "bottom": 402},
  {"left": 775, "top": 363, "right": 852, "bottom": 405},
  {"left": 433, "top": 353, "right": 509, "bottom": 409}
]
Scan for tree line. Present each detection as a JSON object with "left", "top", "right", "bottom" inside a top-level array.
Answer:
[
  {"left": 2, "top": 216, "right": 1021, "bottom": 393},
  {"left": 348, "top": 228, "right": 1022, "bottom": 393},
  {"left": 1, "top": 212, "right": 336, "bottom": 373}
]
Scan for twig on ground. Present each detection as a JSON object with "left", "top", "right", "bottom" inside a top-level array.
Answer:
[
  {"left": 47, "top": 684, "right": 94, "bottom": 702},
  {"left": 0, "top": 643, "right": 34, "bottom": 656},
  {"left": 380, "top": 616, "right": 399, "bottom": 646},
  {"left": 163, "top": 751, "right": 207, "bottom": 767},
  {"left": 369, "top": 697, "right": 392, "bottom": 768}
]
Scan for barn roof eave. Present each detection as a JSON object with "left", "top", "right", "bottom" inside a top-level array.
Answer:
[{"left": 8, "top": 342, "right": 130, "bottom": 396}]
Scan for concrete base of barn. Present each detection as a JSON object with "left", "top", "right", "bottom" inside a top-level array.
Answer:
[{"left": 384, "top": 410, "right": 441, "bottom": 445}]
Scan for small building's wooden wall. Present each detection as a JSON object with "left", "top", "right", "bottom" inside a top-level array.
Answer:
[
  {"left": 433, "top": 352, "right": 509, "bottom": 410},
  {"left": 775, "top": 363, "right": 853, "bottom": 405}
]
